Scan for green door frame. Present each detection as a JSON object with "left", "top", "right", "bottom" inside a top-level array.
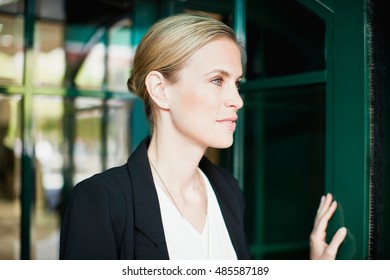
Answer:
[
  {"left": 240, "top": 0, "right": 371, "bottom": 259},
  {"left": 327, "top": 0, "right": 371, "bottom": 260},
  {"left": 20, "top": 0, "right": 35, "bottom": 260},
  {"left": 299, "top": 0, "right": 370, "bottom": 259}
]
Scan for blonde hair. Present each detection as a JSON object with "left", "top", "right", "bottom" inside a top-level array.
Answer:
[{"left": 127, "top": 13, "right": 239, "bottom": 123}]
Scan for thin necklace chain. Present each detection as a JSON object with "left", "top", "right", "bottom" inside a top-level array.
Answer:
[
  {"left": 148, "top": 158, "right": 185, "bottom": 217},
  {"left": 149, "top": 158, "right": 210, "bottom": 259}
]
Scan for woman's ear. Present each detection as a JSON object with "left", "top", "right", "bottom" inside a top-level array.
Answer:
[{"left": 145, "top": 71, "right": 169, "bottom": 110}]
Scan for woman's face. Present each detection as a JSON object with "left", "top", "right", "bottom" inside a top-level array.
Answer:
[{"left": 165, "top": 38, "right": 243, "bottom": 149}]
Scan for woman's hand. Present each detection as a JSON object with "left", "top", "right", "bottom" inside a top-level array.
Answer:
[{"left": 310, "top": 193, "right": 347, "bottom": 260}]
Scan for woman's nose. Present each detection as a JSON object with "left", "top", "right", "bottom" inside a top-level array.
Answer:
[{"left": 225, "top": 86, "right": 244, "bottom": 110}]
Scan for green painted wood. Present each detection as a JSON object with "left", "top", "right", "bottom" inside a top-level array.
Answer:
[
  {"left": 243, "top": 71, "right": 326, "bottom": 91},
  {"left": 327, "top": 0, "right": 370, "bottom": 260},
  {"left": 20, "top": 0, "right": 35, "bottom": 260},
  {"left": 233, "top": 0, "right": 246, "bottom": 188}
]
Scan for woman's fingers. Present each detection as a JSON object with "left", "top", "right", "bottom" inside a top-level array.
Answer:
[
  {"left": 314, "top": 194, "right": 338, "bottom": 230},
  {"left": 315, "top": 195, "right": 326, "bottom": 218},
  {"left": 310, "top": 194, "right": 347, "bottom": 260},
  {"left": 323, "top": 227, "right": 347, "bottom": 259},
  {"left": 315, "top": 194, "right": 332, "bottom": 222}
]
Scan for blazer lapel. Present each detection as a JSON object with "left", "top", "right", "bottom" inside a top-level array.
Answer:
[
  {"left": 199, "top": 157, "right": 247, "bottom": 259},
  {"left": 127, "top": 138, "right": 169, "bottom": 259}
]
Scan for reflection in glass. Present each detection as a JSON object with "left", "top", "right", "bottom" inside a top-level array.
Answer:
[
  {"left": 0, "top": 1, "right": 23, "bottom": 14},
  {"left": 244, "top": 85, "right": 325, "bottom": 259},
  {"left": 73, "top": 97, "right": 134, "bottom": 182},
  {"left": 34, "top": 21, "right": 66, "bottom": 86},
  {"left": 37, "top": 0, "right": 65, "bottom": 21},
  {"left": 73, "top": 97, "right": 103, "bottom": 184},
  {"left": 106, "top": 99, "right": 133, "bottom": 168},
  {"left": 0, "top": 14, "right": 24, "bottom": 84},
  {"left": 108, "top": 19, "right": 133, "bottom": 92},
  {"left": 64, "top": 24, "right": 105, "bottom": 89},
  {"left": 0, "top": 94, "right": 21, "bottom": 259},
  {"left": 246, "top": 0, "right": 325, "bottom": 79},
  {"left": 74, "top": 43, "right": 105, "bottom": 89},
  {"left": 32, "top": 96, "right": 63, "bottom": 259}
]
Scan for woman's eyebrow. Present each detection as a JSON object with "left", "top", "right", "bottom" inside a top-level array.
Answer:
[{"left": 204, "top": 69, "right": 242, "bottom": 79}]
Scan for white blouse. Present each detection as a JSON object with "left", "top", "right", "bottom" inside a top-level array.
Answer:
[{"left": 154, "top": 169, "right": 237, "bottom": 260}]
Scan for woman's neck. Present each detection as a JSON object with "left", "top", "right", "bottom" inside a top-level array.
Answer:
[
  {"left": 147, "top": 130, "right": 205, "bottom": 194},
  {"left": 147, "top": 129, "right": 208, "bottom": 233}
]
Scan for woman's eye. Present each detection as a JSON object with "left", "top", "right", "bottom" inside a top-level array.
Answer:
[
  {"left": 211, "top": 78, "right": 222, "bottom": 86},
  {"left": 235, "top": 81, "right": 241, "bottom": 89}
]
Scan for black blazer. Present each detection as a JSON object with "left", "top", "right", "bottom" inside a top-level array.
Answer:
[{"left": 59, "top": 137, "right": 250, "bottom": 260}]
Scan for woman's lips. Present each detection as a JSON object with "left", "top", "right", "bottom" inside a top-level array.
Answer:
[{"left": 216, "top": 117, "right": 237, "bottom": 130}]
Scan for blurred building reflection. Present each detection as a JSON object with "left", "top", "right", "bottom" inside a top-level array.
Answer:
[{"left": 0, "top": 0, "right": 136, "bottom": 259}]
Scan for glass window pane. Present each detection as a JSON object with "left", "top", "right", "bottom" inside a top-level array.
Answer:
[
  {"left": 73, "top": 97, "right": 103, "bottom": 184},
  {"left": 246, "top": 0, "right": 325, "bottom": 79},
  {"left": 32, "top": 95, "right": 63, "bottom": 259},
  {"left": 106, "top": 99, "right": 133, "bottom": 168},
  {"left": 64, "top": 24, "right": 105, "bottom": 89},
  {"left": 0, "top": 0, "right": 23, "bottom": 14},
  {"left": 0, "top": 14, "right": 24, "bottom": 84},
  {"left": 37, "top": 0, "right": 65, "bottom": 21},
  {"left": 74, "top": 42, "right": 105, "bottom": 89},
  {"left": 34, "top": 21, "right": 66, "bottom": 87},
  {"left": 0, "top": 94, "right": 22, "bottom": 259},
  {"left": 244, "top": 85, "right": 325, "bottom": 255},
  {"left": 107, "top": 20, "right": 133, "bottom": 92}
]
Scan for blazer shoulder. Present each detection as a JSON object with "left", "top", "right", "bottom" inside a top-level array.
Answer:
[
  {"left": 69, "top": 163, "right": 133, "bottom": 227},
  {"left": 74, "top": 163, "right": 131, "bottom": 195},
  {"left": 61, "top": 163, "right": 134, "bottom": 259}
]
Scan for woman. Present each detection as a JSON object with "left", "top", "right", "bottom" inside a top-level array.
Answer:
[{"left": 60, "top": 13, "right": 346, "bottom": 260}]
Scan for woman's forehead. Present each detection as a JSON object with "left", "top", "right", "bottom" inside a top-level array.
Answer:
[{"left": 183, "top": 38, "right": 242, "bottom": 76}]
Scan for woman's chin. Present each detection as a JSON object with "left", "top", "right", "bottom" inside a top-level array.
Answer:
[{"left": 210, "top": 137, "right": 234, "bottom": 149}]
